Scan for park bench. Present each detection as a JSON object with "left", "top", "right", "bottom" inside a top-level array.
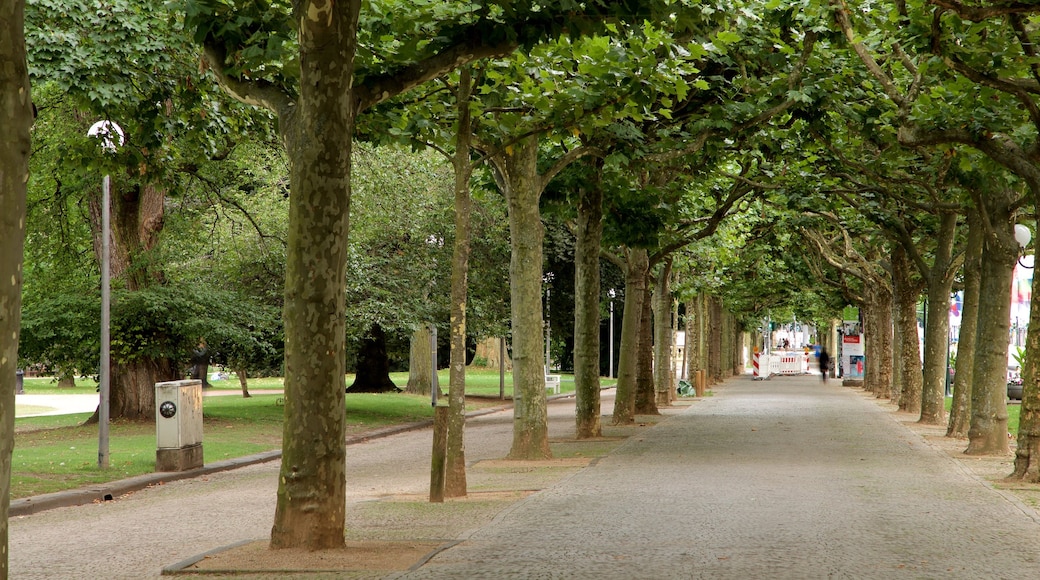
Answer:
[{"left": 545, "top": 374, "right": 561, "bottom": 395}]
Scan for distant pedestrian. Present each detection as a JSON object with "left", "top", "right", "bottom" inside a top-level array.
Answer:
[{"left": 818, "top": 347, "right": 830, "bottom": 383}]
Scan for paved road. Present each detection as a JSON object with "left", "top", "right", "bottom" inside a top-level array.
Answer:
[
  {"left": 10, "top": 375, "right": 1040, "bottom": 578},
  {"left": 401, "top": 376, "right": 1040, "bottom": 579}
]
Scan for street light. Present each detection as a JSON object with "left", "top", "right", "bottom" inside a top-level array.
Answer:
[
  {"left": 88, "top": 120, "right": 123, "bottom": 470},
  {"left": 1015, "top": 223, "right": 1032, "bottom": 269},
  {"left": 543, "top": 272, "right": 554, "bottom": 376}
]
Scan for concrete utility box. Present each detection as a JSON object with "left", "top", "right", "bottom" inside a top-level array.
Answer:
[{"left": 155, "top": 379, "right": 203, "bottom": 471}]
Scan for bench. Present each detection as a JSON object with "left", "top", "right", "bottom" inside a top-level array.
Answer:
[{"left": 545, "top": 374, "right": 561, "bottom": 395}]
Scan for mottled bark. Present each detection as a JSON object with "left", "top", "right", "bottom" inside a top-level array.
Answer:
[
  {"left": 612, "top": 249, "right": 648, "bottom": 425},
  {"left": 445, "top": 69, "right": 474, "bottom": 497},
  {"left": 405, "top": 326, "right": 434, "bottom": 395},
  {"left": 652, "top": 263, "right": 673, "bottom": 408},
  {"left": 892, "top": 245, "right": 924, "bottom": 413},
  {"left": 919, "top": 212, "right": 959, "bottom": 426},
  {"left": 1012, "top": 200, "right": 1040, "bottom": 477},
  {"left": 863, "top": 282, "right": 893, "bottom": 399},
  {"left": 235, "top": 367, "right": 251, "bottom": 398},
  {"left": 87, "top": 181, "right": 176, "bottom": 419},
  {"left": 966, "top": 194, "right": 1017, "bottom": 456},
  {"left": 708, "top": 295, "right": 723, "bottom": 383},
  {"left": 271, "top": 1, "right": 359, "bottom": 549},
  {"left": 574, "top": 161, "right": 603, "bottom": 439},
  {"left": 949, "top": 208, "right": 982, "bottom": 438},
  {"left": 0, "top": 2, "right": 31, "bottom": 571},
  {"left": 499, "top": 136, "right": 551, "bottom": 459},
  {"left": 634, "top": 271, "right": 657, "bottom": 415}
]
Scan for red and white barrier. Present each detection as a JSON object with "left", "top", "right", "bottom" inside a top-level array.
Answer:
[{"left": 753, "top": 352, "right": 771, "bottom": 379}]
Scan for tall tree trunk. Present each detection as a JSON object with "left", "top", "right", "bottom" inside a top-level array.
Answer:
[
  {"left": 919, "top": 212, "right": 959, "bottom": 425},
  {"left": 499, "top": 136, "right": 551, "bottom": 459},
  {"left": 0, "top": 6, "right": 31, "bottom": 572},
  {"left": 708, "top": 296, "right": 723, "bottom": 383},
  {"left": 966, "top": 193, "right": 1017, "bottom": 456},
  {"left": 681, "top": 299, "right": 691, "bottom": 381},
  {"left": 892, "top": 245, "right": 924, "bottom": 413},
  {"left": 1012, "top": 203, "right": 1040, "bottom": 480},
  {"left": 634, "top": 271, "right": 657, "bottom": 415},
  {"left": 949, "top": 208, "right": 983, "bottom": 438},
  {"left": 652, "top": 262, "right": 672, "bottom": 408},
  {"left": 348, "top": 323, "right": 400, "bottom": 393},
  {"left": 863, "top": 282, "right": 894, "bottom": 399},
  {"left": 271, "top": 2, "right": 359, "bottom": 549},
  {"left": 445, "top": 68, "right": 475, "bottom": 497},
  {"left": 236, "top": 367, "right": 251, "bottom": 398},
  {"left": 672, "top": 297, "right": 681, "bottom": 398},
  {"left": 88, "top": 181, "right": 174, "bottom": 419},
  {"left": 406, "top": 326, "right": 433, "bottom": 395},
  {"left": 574, "top": 159, "right": 603, "bottom": 439},
  {"left": 612, "top": 249, "right": 648, "bottom": 425}
]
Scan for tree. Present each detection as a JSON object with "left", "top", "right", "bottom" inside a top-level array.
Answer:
[
  {"left": 183, "top": 0, "right": 689, "bottom": 549},
  {"left": 0, "top": 0, "right": 31, "bottom": 573},
  {"left": 25, "top": 0, "right": 270, "bottom": 418}
]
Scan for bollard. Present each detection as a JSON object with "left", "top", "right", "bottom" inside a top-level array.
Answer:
[
  {"left": 429, "top": 405, "right": 449, "bottom": 503},
  {"left": 15, "top": 369, "right": 24, "bottom": 394},
  {"left": 695, "top": 369, "right": 706, "bottom": 397}
]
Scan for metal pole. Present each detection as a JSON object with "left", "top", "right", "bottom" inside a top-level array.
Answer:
[
  {"left": 545, "top": 286, "right": 550, "bottom": 376},
  {"left": 499, "top": 337, "right": 506, "bottom": 399},
  {"left": 430, "top": 324, "right": 438, "bottom": 407},
  {"left": 99, "top": 174, "right": 111, "bottom": 469},
  {"left": 609, "top": 299, "right": 614, "bottom": 379}
]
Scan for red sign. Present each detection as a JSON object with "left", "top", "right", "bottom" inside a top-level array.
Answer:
[{"left": 843, "top": 335, "right": 861, "bottom": 344}]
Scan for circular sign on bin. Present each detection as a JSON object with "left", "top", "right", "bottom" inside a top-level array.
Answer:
[{"left": 159, "top": 401, "right": 177, "bottom": 419}]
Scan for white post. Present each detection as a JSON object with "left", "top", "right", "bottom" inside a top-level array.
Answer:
[
  {"left": 609, "top": 298, "right": 614, "bottom": 379},
  {"left": 99, "top": 174, "right": 111, "bottom": 469},
  {"left": 88, "top": 120, "right": 122, "bottom": 470}
]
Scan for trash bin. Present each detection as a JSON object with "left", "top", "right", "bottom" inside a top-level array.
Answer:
[
  {"left": 15, "top": 369, "right": 24, "bottom": 394},
  {"left": 155, "top": 379, "right": 204, "bottom": 471}
]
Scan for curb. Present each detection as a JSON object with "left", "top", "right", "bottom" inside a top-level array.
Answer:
[{"left": 9, "top": 402, "right": 517, "bottom": 518}]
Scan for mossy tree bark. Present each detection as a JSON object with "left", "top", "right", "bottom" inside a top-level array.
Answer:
[
  {"left": 966, "top": 190, "right": 1018, "bottom": 456},
  {"left": 0, "top": 2, "right": 31, "bottom": 571},
  {"left": 634, "top": 271, "right": 658, "bottom": 415},
  {"left": 574, "top": 159, "right": 603, "bottom": 439},
  {"left": 268, "top": 3, "right": 359, "bottom": 550},
  {"left": 496, "top": 136, "right": 551, "bottom": 459},
  {"left": 917, "top": 211, "right": 960, "bottom": 425},
  {"left": 1012, "top": 202, "right": 1040, "bottom": 479},
  {"left": 892, "top": 244, "right": 924, "bottom": 413},
  {"left": 653, "top": 261, "right": 674, "bottom": 407},
  {"left": 445, "top": 68, "right": 475, "bottom": 497},
  {"left": 708, "top": 295, "right": 723, "bottom": 383},
  {"left": 863, "top": 282, "right": 893, "bottom": 399},
  {"left": 610, "top": 248, "right": 649, "bottom": 425},
  {"left": 406, "top": 326, "right": 434, "bottom": 396},
  {"left": 948, "top": 208, "right": 982, "bottom": 437},
  {"left": 87, "top": 182, "right": 178, "bottom": 420}
]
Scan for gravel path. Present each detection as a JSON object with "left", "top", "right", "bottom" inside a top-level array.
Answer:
[
  {"left": 402, "top": 376, "right": 1040, "bottom": 579},
  {"left": 10, "top": 375, "right": 1040, "bottom": 579},
  {"left": 7, "top": 394, "right": 583, "bottom": 579}
]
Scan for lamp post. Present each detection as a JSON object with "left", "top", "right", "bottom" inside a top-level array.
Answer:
[
  {"left": 1016, "top": 224, "right": 1032, "bottom": 269},
  {"left": 88, "top": 120, "right": 123, "bottom": 470},
  {"left": 543, "top": 272, "right": 554, "bottom": 376},
  {"left": 608, "top": 289, "right": 616, "bottom": 379}
]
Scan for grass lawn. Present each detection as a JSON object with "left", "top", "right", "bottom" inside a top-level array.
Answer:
[
  {"left": 12, "top": 368, "right": 609, "bottom": 500},
  {"left": 944, "top": 396, "right": 1020, "bottom": 436}
]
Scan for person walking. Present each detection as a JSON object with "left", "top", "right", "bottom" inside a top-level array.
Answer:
[{"left": 818, "top": 346, "right": 830, "bottom": 383}]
